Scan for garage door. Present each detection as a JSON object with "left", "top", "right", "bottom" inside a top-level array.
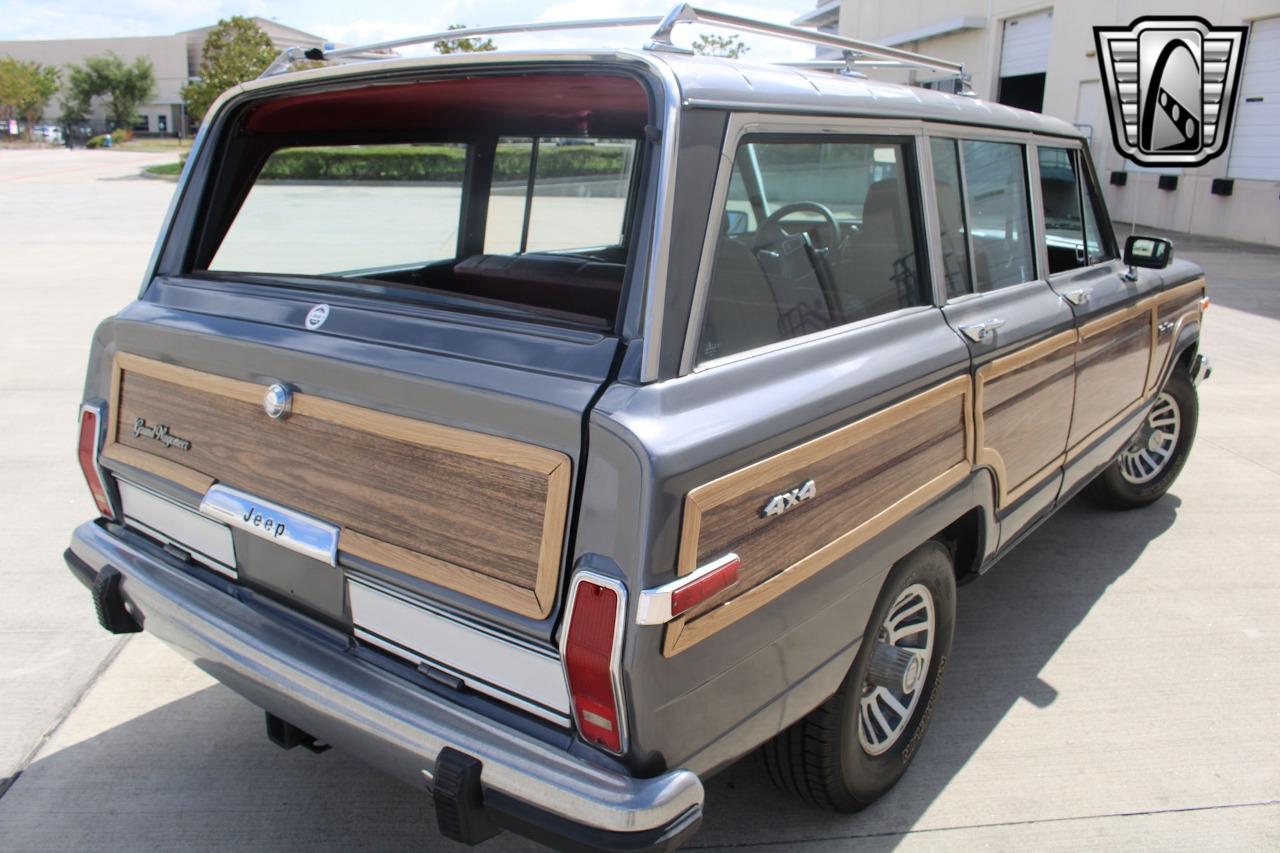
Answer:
[
  {"left": 1001, "top": 10, "right": 1053, "bottom": 77},
  {"left": 1228, "top": 16, "right": 1280, "bottom": 180}
]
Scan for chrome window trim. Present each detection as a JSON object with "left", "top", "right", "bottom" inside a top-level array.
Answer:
[
  {"left": 693, "top": 304, "right": 936, "bottom": 374},
  {"left": 954, "top": 138, "right": 980, "bottom": 296},
  {"left": 1027, "top": 142, "right": 1051, "bottom": 288},
  {"left": 559, "top": 571, "right": 629, "bottom": 756},
  {"left": 640, "top": 56, "right": 685, "bottom": 383},
  {"left": 915, "top": 133, "right": 948, "bottom": 307},
  {"left": 677, "top": 112, "right": 930, "bottom": 376}
]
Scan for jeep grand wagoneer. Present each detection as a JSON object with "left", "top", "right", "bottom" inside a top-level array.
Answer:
[{"left": 66, "top": 6, "right": 1210, "bottom": 850}]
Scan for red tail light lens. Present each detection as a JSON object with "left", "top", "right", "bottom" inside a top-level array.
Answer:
[
  {"left": 563, "top": 577, "right": 624, "bottom": 753},
  {"left": 78, "top": 406, "right": 114, "bottom": 519},
  {"left": 670, "top": 554, "right": 740, "bottom": 617}
]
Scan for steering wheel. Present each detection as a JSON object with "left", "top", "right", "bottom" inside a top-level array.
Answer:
[{"left": 751, "top": 202, "right": 841, "bottom": 252}]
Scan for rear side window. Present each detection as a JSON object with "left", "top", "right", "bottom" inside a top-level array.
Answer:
[
  {"left": 697, "top": 136, "right": 927, "bottom": 365},
  {"left": 961, "top": 140, "right": 1035, "bottom": 291},
  {"left": 210, "top": 144, "right": 467, "bottom": 276}
]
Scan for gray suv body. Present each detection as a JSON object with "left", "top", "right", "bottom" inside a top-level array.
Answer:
[{"left": 66, "top": 18, "right": 1209, "bottom": 851}]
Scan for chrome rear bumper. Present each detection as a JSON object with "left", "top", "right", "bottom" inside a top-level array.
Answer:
[{"left": 67, "top": 520, "right": 703, "bottom": 849}]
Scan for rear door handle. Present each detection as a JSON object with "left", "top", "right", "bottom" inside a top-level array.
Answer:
[
  {"left": 958, "top": 318, "right": 1005, "bottom": 343},
  {"left": 1063, "top": 288, "right": 1091, "bottom": 306}
]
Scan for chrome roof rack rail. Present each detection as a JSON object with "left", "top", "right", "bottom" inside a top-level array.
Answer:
[
  {"left": 260, "top": 3, "right": 964, "bottom": 82},
  {"left": 645, "top": 5, "right": 963, "bottom": 77}
]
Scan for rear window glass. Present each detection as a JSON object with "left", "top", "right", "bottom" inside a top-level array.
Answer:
[
  {"left": 209, "top": 143, "right": 467, "bottom": 276},
  {"left": 484, "top": 137, "right": 637, "bottom": 255}
]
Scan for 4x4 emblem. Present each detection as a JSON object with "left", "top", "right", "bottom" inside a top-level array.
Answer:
[
  {"left": 1094, "top": 17, "right": 1248, "bottom": 168},
  {"left": 761, "top": 479, "right": 817, "bottom": 518}
]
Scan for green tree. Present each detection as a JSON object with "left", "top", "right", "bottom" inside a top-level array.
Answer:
[
  {"left": 433, "top": 24, "right": 497, "bottom": 54},
  {"left": 62, "top": 52, "right": 156, "bottom": 131},
  {"left": 691, "top": 33, "right": 749, "bottom": 58},
  {"left": 0, "top": 58, "right": 60, "bottom": 140},
  {"left": 181, "top": 16, "right": 277, "bottom": 124}
]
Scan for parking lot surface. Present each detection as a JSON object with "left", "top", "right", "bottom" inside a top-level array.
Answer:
[{"left": 0, "top": 150, "right": 1276, "bottom": 850}]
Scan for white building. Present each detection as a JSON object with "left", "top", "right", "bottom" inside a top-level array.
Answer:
[
  {"left": 0, "top": 18, "right": 330, "bottom": 137},
  {"left": 794, "top": 1, "right": 1280, "bottom": 245}
]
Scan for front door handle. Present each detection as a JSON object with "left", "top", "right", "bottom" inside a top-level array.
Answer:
[
  {"left": 1063, "top": 288, "right": 1091, "bottom": 306},
  {"left": 958, "top": 318, "right": 1005, "bottom": 343}
]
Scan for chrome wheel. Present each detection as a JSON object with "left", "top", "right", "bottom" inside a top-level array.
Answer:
[
  {"left": 1119, "top": 392, "right": 1181, "bottom": 485},
  {"left": 858, "top": 583, "right": 934, "bottom": 756}
]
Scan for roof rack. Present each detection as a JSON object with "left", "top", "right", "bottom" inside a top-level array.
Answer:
[{"left": 260, "top": 3, "right": 965, "bottom": 83}]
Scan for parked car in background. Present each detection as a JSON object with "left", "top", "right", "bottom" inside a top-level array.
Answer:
[
  {"left": 31, "top": 124, "right": 63, "bottom": 143},
  {"left": 65, "top": 6, "right": 1209, "bottom": 850}
]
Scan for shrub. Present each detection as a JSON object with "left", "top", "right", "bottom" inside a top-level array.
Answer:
[
  {"left": 86, "top": 133, "right": 108, "bottom": 148},
  {"left": 110, "top": 128, "right": 130, "bottom": 143},
  {"left": 255, "top": 144, "right": 630, "bottom": 183}
]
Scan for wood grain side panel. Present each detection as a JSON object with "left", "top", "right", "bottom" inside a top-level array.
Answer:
[
  {"left": 1069, "top": 312, "right": 1152, "bottom": 447},
  {"left": 104, "top": 354, "right": 571, "bottom": 619},
  {"left": 974, "top": 331, "right": 1077, "bottom": 507},
  {"left": 1148, "top": 281, "right": 1206, "bottom": 392},
  {"left": 664, "top": 377, "right": 971, "bottom": 656}
]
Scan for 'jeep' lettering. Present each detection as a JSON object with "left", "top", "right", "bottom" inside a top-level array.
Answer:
[{"left": 241, "top": 505, "right": 287, "bottom": 538}]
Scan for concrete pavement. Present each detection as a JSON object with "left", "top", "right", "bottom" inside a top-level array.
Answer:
[{"left": 0, "top": 149, "right": 1277, "bottom": 850}]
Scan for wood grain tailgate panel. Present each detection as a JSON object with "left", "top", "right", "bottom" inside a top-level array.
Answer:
[{"left": 100, "top": 353, "right": 571, "bottom": 618}]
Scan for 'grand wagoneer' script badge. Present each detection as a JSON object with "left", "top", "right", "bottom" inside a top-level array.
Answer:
[{"left": 131, "top": 417, "right": 191, "bottom": 451}]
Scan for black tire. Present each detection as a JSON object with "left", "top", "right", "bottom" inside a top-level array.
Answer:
[
  {"left": 1086, "top": 369, "right": 1199, "bottom": 511},
  {"left": 758, "top": 541, "right": 956, "bottom": 812}
]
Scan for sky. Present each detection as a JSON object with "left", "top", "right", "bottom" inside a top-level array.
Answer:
[{"left": 0, "top": 0, "right": 823, "bottom": 61}]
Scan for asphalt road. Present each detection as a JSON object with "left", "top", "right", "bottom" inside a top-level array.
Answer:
[{"left": 0, "top": 149, "right": 1277, "bottom": 850}]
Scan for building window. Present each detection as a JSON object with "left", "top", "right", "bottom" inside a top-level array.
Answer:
[
  {"left": 157, "top": 115, "right": 167, "bottom": 134},
  {"left": 133, "top": 115, "right": 150, "bottom": 133}
]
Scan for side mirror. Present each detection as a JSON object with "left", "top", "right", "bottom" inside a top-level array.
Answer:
[
  {"left": 724, "top": 209, "right": 749, "bottom": 236},
  {"left": 1122, "top": 235, "right": 1173, "bottom": 271}
]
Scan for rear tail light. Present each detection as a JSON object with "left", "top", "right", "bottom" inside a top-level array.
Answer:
[
  {"left": 78, "top": 404, "right": 115, "bottom": 519},
  {"left": 561, "top": 575, "right": 626, "bottom": 754}
]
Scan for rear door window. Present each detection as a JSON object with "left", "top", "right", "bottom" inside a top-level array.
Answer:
[
  {"left": 961, "top": 140, "right": 1036, "bottom": 291},
  {"left": 697, "top": 136, "right": 928, "bottom": 365}
]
